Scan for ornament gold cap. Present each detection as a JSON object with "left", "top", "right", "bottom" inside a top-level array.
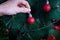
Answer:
[{"left": 47, "top": 0, "right": 49, "bottom": 4}]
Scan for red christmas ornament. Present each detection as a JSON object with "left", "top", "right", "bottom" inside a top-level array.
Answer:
[
  {"left": 40, "top": 38, "right": 46, "bottom": 40},
  {"left": 6, "top": 29, "right": 9, "bottom": 33},
  {"left": 43, "top": 0, "right": 51, "bottom": 12},
  {"left": 27, "top": 17, "right": 35, "bottom": 24},
  {"left": 43, "top": 4, "right": 51, "bottom": 12},
  {"left": 48, "top": 34, "right": 56, "bottom": 40},
  {"left": 54, "top": 25, "right": 60, "bottom": 30}
]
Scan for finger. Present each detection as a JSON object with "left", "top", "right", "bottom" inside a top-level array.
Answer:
[
  {"left": 0, "top": 13, "right": 4, "bottom": 16},
  {"left": 16, "top": 7, "right": 31, "bottom": 13},
  {"left": 18, "top": 1, "right": 30, "bottom": 8},
  {"left": 22, "top": 1, "right": 30, "bottom": 8}
]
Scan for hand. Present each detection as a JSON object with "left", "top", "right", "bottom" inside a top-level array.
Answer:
[{"left": 0, "top": 0, "right": 31, "bottom": 16}]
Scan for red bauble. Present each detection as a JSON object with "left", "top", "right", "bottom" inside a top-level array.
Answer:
[
  {"left": 27, "top": 17, "right": 35, "bottom": 24},
  {"left": 48, "top": 34, "right": 56, "bottom": 40},
  {"left": 54, "top": 25, "right": 60, "bottom": 30},
  {"left": 43, "top": 4, "right": 51, "bottom": 12},
  {"left": 6, "top": 29, "right": 9, "bottom": 33}
]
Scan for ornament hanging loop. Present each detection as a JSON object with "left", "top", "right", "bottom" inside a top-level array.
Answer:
[
  {"left": 47, "top": 0, "right": 49, "bottom": 4},
  {"left": 28, "top": 12, "right": 32, "bottom": 17}
]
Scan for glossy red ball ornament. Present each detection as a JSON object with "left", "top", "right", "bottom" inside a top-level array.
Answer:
[
  {"left": 54, "top": 25, "right": 60, "bottom": 30},
  {"left": 43, "top": 4, "right": 51, "bottom": 12},
  {"left": 27, "top": 17, "right": 35, "bottom": 24},
  {"left": 48, "top": 34, "right": 56, "bottom": 40}
]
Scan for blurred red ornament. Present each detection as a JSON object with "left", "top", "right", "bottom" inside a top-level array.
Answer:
[
  {"left": 6, "top": 29, "right": 9, "bottom": 33},
  {"left": 27, "top": 17, "right": 35, "bottom": 24},
  {"left": 43, "top": 4, "right": 51, "bottom": 12},
  {"left": 54, "top": 25, "right": 60, "bottom": 30},
  {"left": 48, "top": 34, "right": 56, "bottom": 40},
  {"left": 40, "top": 38, "right": 46, "bottom": 40}
]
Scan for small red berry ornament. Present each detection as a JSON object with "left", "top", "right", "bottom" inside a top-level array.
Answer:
[
  {"left": 48, "top": 34, "right": 56, "bottom": 40},
  {"left": 6, "top": 29, "right": 10, "bottom": 34},
  {"left": 54, "top": 25, "right": 60, "bottom": 30},
  {"left": 43, "top": 0, "right": 51, "bottom": 12},
  {"left": 27, "top": 13, "right": 35, "bottom": 24}
]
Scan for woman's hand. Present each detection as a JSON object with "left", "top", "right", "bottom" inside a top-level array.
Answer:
[{"left": 0, "top": 0, "right": 31, "bottom": 16}]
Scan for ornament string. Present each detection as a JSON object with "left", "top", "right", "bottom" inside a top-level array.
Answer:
[{"left": 28, "top": 12, "right": 32, "bottom": 17}]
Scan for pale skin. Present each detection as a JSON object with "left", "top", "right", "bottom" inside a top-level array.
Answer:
[{"left": 0, "top": 0, "right": 31, "bottom": 16}]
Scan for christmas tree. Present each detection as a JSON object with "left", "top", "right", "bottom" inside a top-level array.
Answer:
[{"left": 0, "top": 0, "right": 60, "bottom": 40}]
